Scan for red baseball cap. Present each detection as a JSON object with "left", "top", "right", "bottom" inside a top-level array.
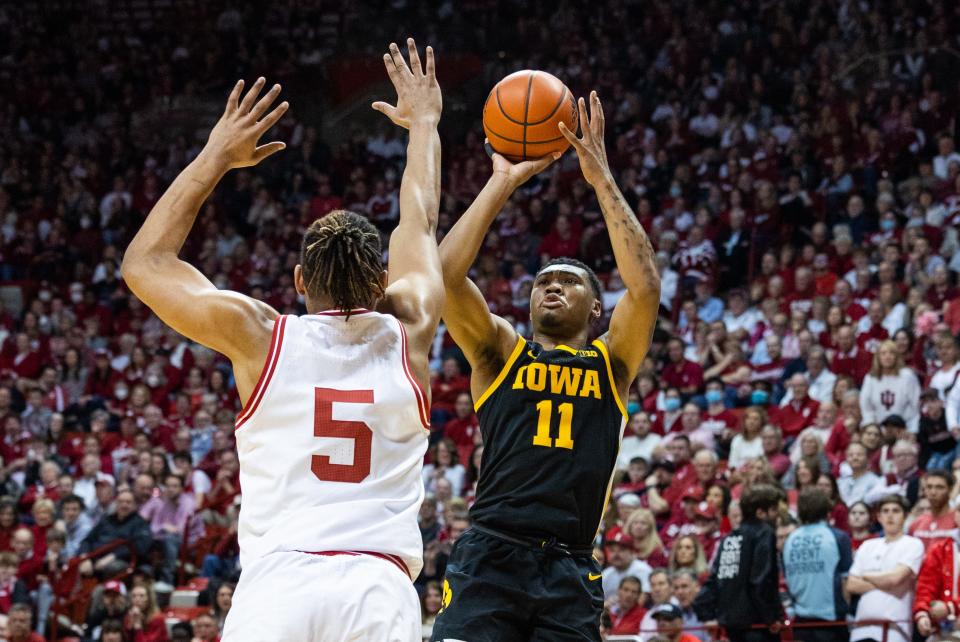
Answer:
[
  {"left": 606, "top": 531, "right": 634, "bottom": 548},
  {"left": 103, "top": 580, "right": 126, "bottom": 594},
  {"left": 694, "top": 501, "right": 718, "bottom": 520}
]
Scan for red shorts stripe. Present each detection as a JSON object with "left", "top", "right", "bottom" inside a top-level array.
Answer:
[
  {"left": 236, "top": 315, "right": 287, "bottom": 430},
  {"left": 395, "top": 319, "right": 430, "bottom": 430},
  {"left": 299, "top": 550, "right": 411, "bottom": 579}
]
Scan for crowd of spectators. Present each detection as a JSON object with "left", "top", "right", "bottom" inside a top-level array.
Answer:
[{"left": 2, "top": 0, "right": 960, "bottom": 640}]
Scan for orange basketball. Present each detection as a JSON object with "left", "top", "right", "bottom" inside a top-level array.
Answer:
[{"left": 482, "top": 70, "right": 578, "bottom": 162}]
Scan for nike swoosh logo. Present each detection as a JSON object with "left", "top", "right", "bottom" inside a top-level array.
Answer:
[{"left": 588, "top": 573, "right": 602, "bottom": 581}]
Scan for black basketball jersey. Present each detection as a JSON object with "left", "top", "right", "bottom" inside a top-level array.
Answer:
[{"left": 469, "top": 335, "right": 627, "bottom": 548}]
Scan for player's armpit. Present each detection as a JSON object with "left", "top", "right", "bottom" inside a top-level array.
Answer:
[
  {"left": 440, "top": 277, "right": 517, "bottom": 376},
  {"left": 122, "top": 253, "right": 277, "bottom": 371}
]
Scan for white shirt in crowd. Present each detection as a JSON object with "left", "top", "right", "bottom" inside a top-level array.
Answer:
[
  {"left": 859, "top": 368, "right": 921, "bottom": 433},
  {"left": 422, "top": 464, "right": 466, "bottom": 497},
  {"left": 601, "top": 559, "right": 652, "bottom": 601},
  {"left": 849, "top": 533, "right": 924, "bottom": 642},
  {"left": 617, "top": 433, "right": 663, "bottom": 470},
  {"left": 837, "top": 470, "right": 881, "bottom": 506},
  {"left": 930, "top": 362, "right": 960, "bottom": 402},
  {"left": 728, "top": 434, "right": 764, "bottom": 470}
]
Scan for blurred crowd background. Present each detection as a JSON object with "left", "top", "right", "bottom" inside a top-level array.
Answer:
[{"left": 1, "top": 0, "right": 960, "bottom": 640}]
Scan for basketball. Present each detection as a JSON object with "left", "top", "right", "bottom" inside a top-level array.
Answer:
[{"left": 482, "top": 70, "right": 578, "bottom": 162}]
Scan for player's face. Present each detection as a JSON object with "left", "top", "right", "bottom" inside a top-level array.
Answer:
[{"left": 529, "top": 268, "right": 599, "bottom": 336}]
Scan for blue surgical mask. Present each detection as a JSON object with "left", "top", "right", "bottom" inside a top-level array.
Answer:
[
  {"left": 627, "top": 401, "right": 641, "bottom": 416},
  {"left": 665, "top": 398, "right": 681, "bottom": 412},
  {"left": 880, "top": 219, "right": 895, "bottom": 232},
  {"left": 670, "top": 185, "right": 682, "bottom": 198},
  {"left": 705, "top": 390, "right": 723, "bottom": 405},
  {"left": 750, "top": 390, "right": 770, "bottom": 405}
]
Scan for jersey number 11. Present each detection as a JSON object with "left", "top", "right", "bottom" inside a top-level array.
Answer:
[{"left": 532, "top": 400, "right": 574, "bottom": 450}]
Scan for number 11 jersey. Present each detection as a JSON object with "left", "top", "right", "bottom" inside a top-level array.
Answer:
[
  {"left": 470, "top": 335, "right": 627, "bottom": 548},
  {"left": 233, "top": 310, "right": 429, "bottom": 577}
]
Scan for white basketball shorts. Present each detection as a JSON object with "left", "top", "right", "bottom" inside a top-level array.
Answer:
[{"left": 222, "top": 550, "right": 421, "bottom": 642}]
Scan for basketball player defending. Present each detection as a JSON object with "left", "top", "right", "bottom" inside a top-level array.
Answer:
[
  {"left": 121, "top": 39, "right": 443, "bottom": 641},
  {"left": 430, "top": 92, "right": 660, "bottom": 641}
]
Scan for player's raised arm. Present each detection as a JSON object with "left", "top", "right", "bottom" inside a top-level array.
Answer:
[
  {"left": 372, "top": 39, "right": 444, "bottom": 367},
  {"left": 120, "top": 79, "right": 288, "bottom": 400},
  {"left": 559, "top": 91, "right": 660, "bottom": 393},
  {"left": 439, "top": 150, "right": 557, "bottom": 370}
]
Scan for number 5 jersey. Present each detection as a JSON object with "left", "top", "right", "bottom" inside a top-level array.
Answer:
[
  {"left": 233, "top": 310, "right": 429, "bottom": 577},
  {"left": 469, "top": 335, "right": 626, "bottom": 548}
]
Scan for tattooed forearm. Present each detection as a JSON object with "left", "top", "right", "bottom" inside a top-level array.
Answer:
[{"left": 594, "top": 175, "right": 660, "bottom": 295}]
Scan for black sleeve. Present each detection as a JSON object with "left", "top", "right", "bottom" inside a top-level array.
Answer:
[
  {"left": 693, "top": 537, "right": 721, "bottom": 622},
  {"left": 747, "top": 528, "right": 780, "bottom": 623},
  {"left": 11, "top": 579, "right": 29, "bottom": 605},
  {"left": 130, "top": 518, "right": 155, "bottom": 560},
  {"left": 78, "top": 521, "right": 103, "bottom": 556}
]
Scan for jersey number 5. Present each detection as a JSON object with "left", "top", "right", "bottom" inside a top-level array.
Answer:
[
  {"left": 532, "top": 400, "right": 574, "bottom": 449},
  {"left": 312, "top": 387, "right": 374, "bottom": 484}
]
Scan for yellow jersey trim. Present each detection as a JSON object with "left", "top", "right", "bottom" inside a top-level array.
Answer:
[
  {"left": 475, "top": 334, "right": 526, "bottom": 411},
  {"left": 592, "top": 339, "right": 627, "bottom": 418},
  {"left": 555, "top": 344, "right": 578, "bottom": 355}
]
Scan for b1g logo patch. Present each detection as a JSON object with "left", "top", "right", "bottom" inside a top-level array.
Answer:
[{"left": 440, "top": 578, "right": 453, "bottom": 613}]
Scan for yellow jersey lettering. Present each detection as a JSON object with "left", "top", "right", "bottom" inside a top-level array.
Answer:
[
  {"left": 577, "top": 350, "right": 598, "bottom": 357},
  {"left": 527, "top": 363, "right": 547, "bottom": 391},
  {"left": 580, "top": 370, "right": 602, "bottom": 398},
  {"left": 549, "top": 364, "right": 583, "bottom": 396},
  {"left": 512, "top": 365, "right": 528, "bottom": 390}
]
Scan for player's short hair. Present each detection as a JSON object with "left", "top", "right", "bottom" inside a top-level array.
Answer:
[
  {"left": 539, "top": 257, "right": 602, "bottom": 300},
  {"left": 301, "top": 210, "right": 384, "bottom": 314}
]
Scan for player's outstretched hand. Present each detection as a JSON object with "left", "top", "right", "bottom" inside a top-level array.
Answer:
[
  {"left": 558, "top": 90, "right": 610, "bottom": 188},
  {"left": 488, "top": 139, "right": 559, "bottom": 191},
  {"left": 372, "top": 38, "right": 441, "bottom": 129},
  {"left": 203, "top": 77, "right": 289, "bottom": 169}
]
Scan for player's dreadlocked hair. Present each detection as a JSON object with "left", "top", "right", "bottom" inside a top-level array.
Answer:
[
  {"left": 300, "top": 210, "right": 384, "bottom": 313},
  {"left": 539, "top": 257, "right": 603, "bottom": 300}
]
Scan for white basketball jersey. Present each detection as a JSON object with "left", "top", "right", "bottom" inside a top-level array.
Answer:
[{"left": 234, "top": 310, "right": 429, "bottom": 578}]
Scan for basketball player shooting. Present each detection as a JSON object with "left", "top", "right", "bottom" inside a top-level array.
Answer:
[
  {"left": 430, "top": 92, "right": 660, "bottom": 641},
  {"left": 121, "top": 38, "right": 443, "bottom": 641}
]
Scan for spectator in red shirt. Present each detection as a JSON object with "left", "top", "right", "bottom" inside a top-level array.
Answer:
[
  {"left": 192, "top": 612, "right": 221, "bottom": 642},
  {"left": 538, "top": 214, "right": 581, "bottom": 261},
  {"left": 444, "top": 392, "right": 480, "bottom": 466},
  {"left": 773, "top": 374, "right": 821, "bottom": 439},
  {"left": 907, "top": 470, "right": 956, "bottom": 551},
  {"left": 830, "top": 325, "right": 872, "bottom": 381},
  {"left": 10, "top": 530, "right": 40, "bottom": 593},
  {"left": 833, "top": 280, "right": 866, "bottom": 322},
  {"left": 608, "top": 575, "right": 645, "bottom": 635},
  {"left": 856, "top": 300, "right": 889, "bottom": 354},
  {"left": 7, "top": 602, "right": 44, "bottom": 642},
  {"left": 125, "top": 584, "right": 168, "bottom": 642},
  {"left": 430, "top": 358, "right": 470, "bottom": 423},
  {"left": 662, "top": 338, "right": 704, "bottom": 398}
]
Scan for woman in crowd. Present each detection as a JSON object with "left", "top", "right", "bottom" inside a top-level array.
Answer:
[
  {"left": 816, "top": 472, "right": 849, "bottom": 532},
  {"left": 421, "top": 580, "right": 443, "bottom": 640},
  {"left": 860, "top": 340, "right": 921, "bottom": 431},
  {"left": 125, "top": 584, "right": 168, "bottom": 641},
  {"left": 623, "top": 508, "right": 669, "bottom": 568},
  {"left": 728, "top": 406, "right": 765, "bottom": 469},
  {"left": 667, "top": 534, "right": 708, "bottom": 583},
  {"left": 211, "top": 582, "right": 235, "bottom": 631},
  {"left": 422, "top": 438, "right": 466, "bottom": 497},
  {"left": 847, "top": 501, "right": 876, "bottom": 551}
]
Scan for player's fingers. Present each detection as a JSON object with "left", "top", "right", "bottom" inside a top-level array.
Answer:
[
  {"left": 407, "top": 38, "right": 423, "bottom": 76},
  {"left": 252, "top": 141, "right": 286, "bottom": 163},
  {"left": 381, "top": 53, "right": 403, "bottom": 86},
  {"left": 425, "top": 45, "right": 436, "bottom": 78},
  {"left": 372, "top": 101, "right": 398, "bottom": 118},
  {"left": 389, "top": 42, "right": 411, "bottom": 77},
  {"left": 527, "top": 152, "right": 561, "bottom": 173},
  {"left": 256, "top": 101, "right": 289, "bottom": 133},
  {"left": 558, "top": 121, "right": 583, "bottom": 149},
  {"left": 591, "top": 91, "right": 605, "bottom": 139},
  {"left": 250, "top": 84, "right": 282, "bottom": 121},
  {"left": 576, "top": 97, "right": 591, "bottom": 142},
  {"left": 225, "top": 80, "right": 244, "bottom": 115},
  {"left": 239, "top": 77, "right": 266, "bottom": 114}
]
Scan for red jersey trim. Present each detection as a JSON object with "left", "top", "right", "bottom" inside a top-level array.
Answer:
[
  {"left": 236, "top": 315, "right": 288, "bottom": 430},
  {"left": 396, "top": 319, "right": 430, "bottom": 431},
  {"left": 298, "top": 550, "right": 411, "bottom": 580},
  {"left": 314, "top": 308, "right": 373, "bottom": 316}
]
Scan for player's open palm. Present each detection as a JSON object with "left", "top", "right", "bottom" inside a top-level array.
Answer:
[
  {"left": 559, "top": 91, "right": 610, "bottom": 187},
  {"left": 372, "top": 38, "right": 441, "bottom": 129},
  {"left": 204, "top": 77, "right": 289, "bottom": 169},
  {"left": 489, "top": 143, "right": 559, "bottom": 190}
]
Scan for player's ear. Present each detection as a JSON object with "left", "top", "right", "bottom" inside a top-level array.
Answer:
[
  {"left": 379, "top": 270, "right": 388, "bottom": 291},
  {"left": 293, "top": 264, "right": 306, "bottom": 296},
  {"left": 591, "top": 297, "right": 602, "bottom": 320}
]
